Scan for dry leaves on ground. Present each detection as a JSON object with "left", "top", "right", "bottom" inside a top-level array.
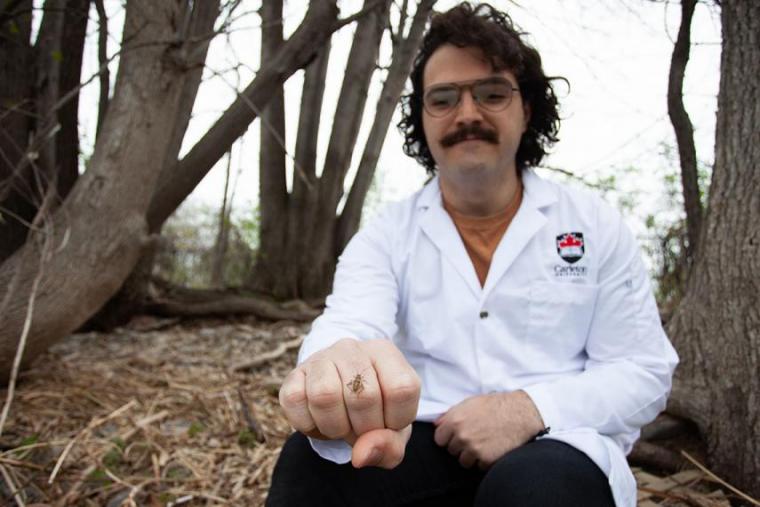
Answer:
[{"left": 0, "top": 316, "right": 744, "bottom": 506}]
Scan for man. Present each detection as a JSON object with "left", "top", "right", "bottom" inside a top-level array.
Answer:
[{"left": 267, "top": 3, "right": 678, "bottom": 507}]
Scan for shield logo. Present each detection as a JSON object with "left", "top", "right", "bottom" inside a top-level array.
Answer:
[{"left": 556, "top": 232, "right": 584, "bottom": 264}]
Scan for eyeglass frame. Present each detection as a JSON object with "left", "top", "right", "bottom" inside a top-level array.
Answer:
[{"left": 422, "top": 76, "right": 521, "bottom": 118}]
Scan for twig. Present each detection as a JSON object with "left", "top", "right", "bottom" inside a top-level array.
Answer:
[
  {"left": 331, "top": 0, "right": 386, "bottom": 32},
  {"left": 0, "top": 456, "right": 45, "bottom": 471},
  {"left": 0, "top": 463, "right": 26, "bottom": 507},
  {"left": 0, "top": 206, "right": 54, "bottom": 438},
  {"left": 681, "top": 450, "right": 760, "bottom": 506},
  {"left": 48, "top": 399, "right": 138, "bottom": 484},
  {"left": 236, "top": 387, "right": 265, "bottom": 443},
  {"left": 229, "top": 335, "right": 304, "bottom": 372}
]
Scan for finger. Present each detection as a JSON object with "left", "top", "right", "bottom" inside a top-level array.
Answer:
[
  {"left": 351, "top": 425, "right": 412, "bottom": 469},
  {"left": 365, "top": 340, "right": 421, "bottom": 430},
  {"left": 279, "top": 368, "right": 316, "bottom": 434},
  {"left": 433, "top": 419, "right": 454, "bottom": 447},
  {"left": 304, "top": 359, "right": 351, "bottom": 439},
  {"left": 458, "top": 449, "right": 477, "bottom": 469},
  {"left": 332, "top": 347, "right": 385, "bottom": 436},
  {"left": 446, "top": 435, "right": 464, "bottom": 456}
]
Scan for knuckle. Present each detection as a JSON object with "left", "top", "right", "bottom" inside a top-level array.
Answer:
[
  {"left": 279, "top": 384, "right": 307, "bottom": 409},
  {"left": 345, "top": 389, "right": 380, "bottom": 411},
  {"left": 384, "top": 375, "right": 421, "bottom": 404},
  {"left": 308, "top": 384, "right": 343, "bottom": 410}
]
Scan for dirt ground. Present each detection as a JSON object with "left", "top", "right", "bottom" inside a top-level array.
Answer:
[{"left": 0, "top": 317, "right": 740, "bottom": 506}]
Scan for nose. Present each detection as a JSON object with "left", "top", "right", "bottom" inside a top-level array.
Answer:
[{"left": 453, "top": 89, "right": 484, "bottom": 126}]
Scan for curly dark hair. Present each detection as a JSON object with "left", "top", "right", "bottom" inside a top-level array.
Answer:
[{"left": 398, "top": 3, "right": 564, "bottom": 175}]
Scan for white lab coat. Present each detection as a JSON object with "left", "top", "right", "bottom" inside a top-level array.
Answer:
[{"left": 298, "top": 170, "right": 678, "bottom": 507}]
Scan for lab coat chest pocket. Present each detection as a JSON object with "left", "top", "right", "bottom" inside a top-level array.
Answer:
[{"left": 528, "top": 281, "right": 599, "bottom": 358}]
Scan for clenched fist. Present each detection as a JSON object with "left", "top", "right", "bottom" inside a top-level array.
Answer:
[{"left": 279, "top": 338, "right": 421, "bottom": 469}]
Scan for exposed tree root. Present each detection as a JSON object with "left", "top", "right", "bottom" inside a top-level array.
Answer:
[
  {"left": 641, "top": 413, "right": 693, "bottom": 442},
  {"left": 629, "top": 441, "right": 688, "bottom": 473},
  {"left": 143, "top": 282, "right": 320, "bottom": 323}
]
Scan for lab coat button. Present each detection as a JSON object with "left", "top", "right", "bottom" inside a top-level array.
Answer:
[{"left": 479, "top": 311, "right": 489, "bottom": 319}]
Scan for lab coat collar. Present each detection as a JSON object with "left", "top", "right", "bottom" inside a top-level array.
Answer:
[
  {"left": 415, "top": 170, "right": 558, "bottom": 299},
  {"left": 482, "top": 170, "right": 557, "bottom": 297}
]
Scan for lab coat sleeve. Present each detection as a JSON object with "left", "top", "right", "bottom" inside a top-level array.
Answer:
[
  {"left": 297, "top": 206, "right": 401, "bottom": 464},
  {"left": 523, "top": 204, "right": 678, "bottom": 440}
]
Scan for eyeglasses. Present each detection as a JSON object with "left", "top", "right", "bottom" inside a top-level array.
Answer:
[{"left": 423, "top": 77, "right": 520, "bottom": 118}]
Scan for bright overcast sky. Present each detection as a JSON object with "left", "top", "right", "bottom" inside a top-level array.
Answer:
[{"left": 77, "top": 0, "right": 721, "bottom": 237}]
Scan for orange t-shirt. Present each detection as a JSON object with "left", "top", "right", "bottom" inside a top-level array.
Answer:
[{"left": 443, "top": 184, "right": 523, "bottom": 287}]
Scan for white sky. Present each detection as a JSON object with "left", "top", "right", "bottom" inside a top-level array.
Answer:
[{"left": 76, "top": 0, "right": 721, "bottom": 240}]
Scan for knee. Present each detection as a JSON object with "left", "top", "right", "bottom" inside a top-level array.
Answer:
[
  {"left": 474, "top": 441, "right": 614, "bottom": 507},
  {"left": 266, "top": 433, "right": 325, "bottom": 506}
]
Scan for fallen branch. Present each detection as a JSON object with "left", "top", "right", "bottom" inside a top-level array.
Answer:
[{"left": 230, "top": 335, "right": 304, "bottom": 373}]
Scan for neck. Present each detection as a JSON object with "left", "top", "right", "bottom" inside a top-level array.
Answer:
[{"left": 439, "top": 166, "right": 521, "bottom": 217}]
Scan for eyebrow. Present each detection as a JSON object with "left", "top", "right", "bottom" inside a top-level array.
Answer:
[{"left": 424, "top": 76, "right": 516, "bottom": 91}]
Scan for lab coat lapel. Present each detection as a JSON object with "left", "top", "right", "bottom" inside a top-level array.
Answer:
[
  {"left": 417, "top": 179, "right": 482, "bottom": 298},
  {"left": 482, "top": 170, "right": 557, "bottom": 298}
]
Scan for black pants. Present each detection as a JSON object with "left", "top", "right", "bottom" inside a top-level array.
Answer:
[{"left": 266, "top": 422, "right": 615, "bottom": 507}]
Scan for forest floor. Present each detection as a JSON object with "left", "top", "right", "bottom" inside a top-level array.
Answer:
[{"left": 0, "top": 316, "right": 742, "bottom": 506}]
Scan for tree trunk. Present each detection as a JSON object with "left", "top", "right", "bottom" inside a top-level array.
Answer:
[
  {"left": 250, "top": 1, "right": 436, "bottom": 301},
  {"left": 252, "top": 0, "right": 289, "bottom": 296},
  {"left": 211, "top": 151, "right": 233, "bottom": 287},
  {"left": 666, "top": 0, "right": 760, "bottom": 496},
  {"left": 667, "top": 0, "right": 702, "bottom": 263},
  {"left": 83, "top": 0, "right": 221, "bottom": 330},
  {"left": 146, "top": 1, "right": 340, "bottom": 231},
  {"left": 301, "top": 0, "right": 391, "bottom": 298},
  {"left": 336, "top": 0, "right": 434, "bottom": 252},
  {"left": 282, "top": 44, "right": 331, "bottom": 297},
  {"left": 0, "top": 0, "right": 199, "bottom": 382},
  {"left": 0, "top": 1, "right": 42, "bottom": 261}
]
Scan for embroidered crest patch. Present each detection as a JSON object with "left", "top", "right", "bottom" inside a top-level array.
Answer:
[{"left": 556, "top": 232, "right": 584, "bottom": 264}]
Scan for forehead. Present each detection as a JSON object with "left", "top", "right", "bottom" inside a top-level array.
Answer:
[{"left": 423, "top": 44, "right": 515, "bottom": 88}]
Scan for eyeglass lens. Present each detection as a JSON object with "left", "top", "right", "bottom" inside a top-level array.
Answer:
[{"left": 424, "top": 78, "right": 515, "bottom": 117}]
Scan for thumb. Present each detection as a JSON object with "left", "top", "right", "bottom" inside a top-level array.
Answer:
[{"left": 351, "top": 425, "right": 412, "bottom": 470}]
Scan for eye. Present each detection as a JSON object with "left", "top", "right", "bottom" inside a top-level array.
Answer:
[
  {"left": 474, "top": 81, "right": 513, "bottom": 107},
  {"left": 425, "top": 87, "right": 459, "bottom": 111}
]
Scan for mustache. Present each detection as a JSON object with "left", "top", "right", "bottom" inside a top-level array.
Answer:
[{"left": 440, "top": 124, "right": 498, "bottom": 147}]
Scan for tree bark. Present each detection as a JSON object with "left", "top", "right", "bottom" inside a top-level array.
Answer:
[
  {"left": 667, "top": 0, "right": 702, "bottom": 263},
  {"left": 252, "top": 0, "right": 289, "bottom": 296},
  {"left": 336, "top": 0, "right": 434, "bottom": 252},
  {"left": 0, "top": 0, "right": 38, "bottom": 261},
  {"left": 93, "top": 0, "right": 109, "bottom": 139},
  {"left": 55, "top": 0, "right": 89, "bottom": 199},
  {"left": 0, "top": 0, "right": 198, "bottom": 382},
  {"left": 83, "top": 0, "right": 221, "bottom": 330},
  {"left": 666, "top": 0, "right": 760, "bottom": 496},
  {"left": 211, "top": 151, "right": 233, "bottom": 287},
  {"left": 282, "top": 44, "right": 331, "bottom": 297}
]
